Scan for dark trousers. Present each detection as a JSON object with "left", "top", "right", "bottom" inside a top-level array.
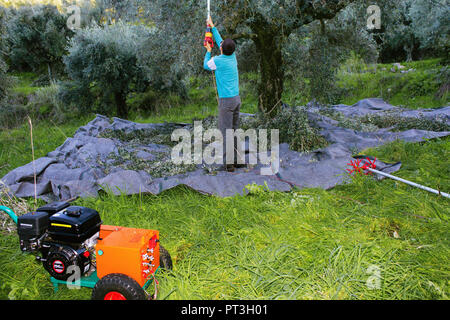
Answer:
[{"left": 218, "top": 96, "right": 241, "bottom": 165}]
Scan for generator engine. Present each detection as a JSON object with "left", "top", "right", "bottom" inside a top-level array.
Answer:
[{"left": 17, "top": 201, "right": 102, "bottom": 281}]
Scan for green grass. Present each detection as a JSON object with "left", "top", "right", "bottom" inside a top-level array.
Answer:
[
  {"left": 0, "top": 59, "right": 449, "bottom": 300},
  {"left": 9, "top": 72, "right": 40, "bottom": 96},
  {"left": 336, "top": 58, "right": 449, "bottom": 109},
  {"left": 0, "top": 117, "right": 91, "bottom": 178},
  {"left": 130, "top": 74, "right": 259, "bottom": 124},
  {"left": 0, "top": 119, "right": 448, "bottom": 299}
]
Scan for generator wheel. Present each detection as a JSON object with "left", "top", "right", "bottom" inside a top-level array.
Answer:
[
  {"left": 159, "top": 245, "right": 173, "bottom": 270},
  {"left": 91, "top": 273, "right": 147, "bottom": 300}
]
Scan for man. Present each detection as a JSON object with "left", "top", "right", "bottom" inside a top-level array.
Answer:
[{"left": 203, "top": 16, "right": 241, "bottom": 172}]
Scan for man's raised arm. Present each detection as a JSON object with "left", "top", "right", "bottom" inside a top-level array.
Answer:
[{"left": 207, "top": 16, "right": 223, "bottom": 48}]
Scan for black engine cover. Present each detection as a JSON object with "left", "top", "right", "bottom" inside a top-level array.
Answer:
[
  {"left": 48, "top": 206, "right": 102, "bottom": 243},
  {"left": 43, "top": 244, "right": 91, "bottom": 281},
  {"left": 17, "top": 211, "right": 49, "bottom": 240},
  {"left": 37, "top": 201, "right": 70, "bottom": 215},
  {"left": 17, "top": 211, "right": 49, "bottom": 252}
]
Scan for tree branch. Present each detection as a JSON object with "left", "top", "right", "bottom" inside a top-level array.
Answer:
[{"left": 230, "top": 32, "right": 257, "bottom": 40}]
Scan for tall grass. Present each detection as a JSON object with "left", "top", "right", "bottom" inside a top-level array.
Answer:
[
  {"left": 0, "top": 116, "right": 90, "bottom": 178},
  {"left": 336, "top": 58, "right": 449, "bottom": 109},
  {"left": 0, "top": 137, "right": 448, "bottom": 300},
  {"left": 0, "top": 61, "right": 448, "bottom": 300}
]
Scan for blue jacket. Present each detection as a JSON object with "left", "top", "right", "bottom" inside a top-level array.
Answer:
[{"left": 203, "top": 27, "right": 239, "bottom": 99}]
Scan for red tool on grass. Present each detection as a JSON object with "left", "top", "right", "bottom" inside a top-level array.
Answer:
[{"left": 347, "top": 156, "right": 449, "bottom": 198}]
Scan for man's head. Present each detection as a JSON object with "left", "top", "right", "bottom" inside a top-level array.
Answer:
[{"left": 220, "top": 38, "right": 236, "bottom": 56}]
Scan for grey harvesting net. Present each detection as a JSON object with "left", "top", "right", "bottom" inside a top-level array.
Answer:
[{"left": 1, "top": 99, "right": 449, "bottom": 200}]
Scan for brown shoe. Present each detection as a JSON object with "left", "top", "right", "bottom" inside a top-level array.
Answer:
[{"left": 221, "top": 164, "right": 235, "bottom": 172}]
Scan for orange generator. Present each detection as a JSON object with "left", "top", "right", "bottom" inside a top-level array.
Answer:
[
  {"left": 5, "top": 199, "right": 172, "bottom": 300},
  {"left": 96, "top": 225, "right": 160, "bottom": 287}
]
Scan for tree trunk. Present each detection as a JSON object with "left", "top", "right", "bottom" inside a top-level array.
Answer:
[
  {"left": 114, "top": 91, "right": 128, "bottom": 119},
  {"left": 254, "top": 33, "right": 285, "bottom": 118},
  {"left": 404, "top": 44, "right": 413, "bottom": 62}
]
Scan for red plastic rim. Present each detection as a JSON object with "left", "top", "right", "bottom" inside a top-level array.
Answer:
[{"left": 104, "top": 291, "right": 127, "bottom": 300}]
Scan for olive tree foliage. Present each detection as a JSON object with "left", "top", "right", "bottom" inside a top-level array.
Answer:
[
  {"left": 284, "top": 1, "right": 379, "bottom": 104},
  {"left": 137, "top": 31, "right": 188, "bottom": 99},
  {"left": 0, "top": 6, "right": 22, "bottom": 128},
  {"left": 375, "top": 0, "right": 449, "bottom": 62},
  {"left": 60, "top": 0, "right": 153, "bottom": 27},
  {"left": 0, "top": 57, "right": 9, "bottom": 102},
  {"left": 62, "top": 22, "right": 151, "bottom": 119},
  {"left": 376, "top": 1, "right": 421, "bottom": 62},
  {"left": 90, "top": 0, "right": 152, "bottom": 24},
  {"left": 89, "top": 0, "right": 186, "bottom": 95},
  {"left": 61, "top": 20, "right": 185, "bottom": 119},
  {"left": 406, "top": 0, "right": 449, "bottom": 61},
  {"left": 4, "top": 4, "right": 74, "bottom": 76},
  {"left": 149, "top": 0, "right": 358, "bottom": 117},
  {"left": 0, "top": 7, "right": 13, "bottom": 103}
]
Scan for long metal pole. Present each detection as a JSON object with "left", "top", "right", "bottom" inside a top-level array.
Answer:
[
  {"left": 207, "top": 0, "right": 211, "bottom": 19},
  {"left": 367, "top": 168, "right": 450, "bottom": 199}
]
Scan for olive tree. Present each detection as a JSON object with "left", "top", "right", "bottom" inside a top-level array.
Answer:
[
  {"left": 4, "top": 4, "right": 74, "bottom": 75},
  {"left": 63, "top": 22, "right": 151, "bottom": 119},
  {"left": 300, "top": 2, "right": 378, "bottom": 103},
  {"left": 0, "top": 7, "right": 12, "bottom": 103},
  {"left": 150, "top": 0, "right": 358, "bottom": 117},
  {"left": 374, "top": 0, "right": 449, "bottom": 62},
  {"left": 407, "top": 0, "right": 449, "bottom": 60},
  {"left": 62, "top": 21, "right": 185, "bottom": 119}
]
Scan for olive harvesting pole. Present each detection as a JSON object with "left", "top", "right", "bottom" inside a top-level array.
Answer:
[{"left": 207, "top": 0, "right": 211, "bottom": 19}]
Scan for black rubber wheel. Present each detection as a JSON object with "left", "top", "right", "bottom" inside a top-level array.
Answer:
[
  {"left": 159, "top": 245, "right": 173, "bottom": 270},
  {"left": 91, "top": 273, "right": 147, "bottom": 300}
]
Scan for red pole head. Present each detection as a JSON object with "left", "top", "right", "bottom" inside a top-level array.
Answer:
[
  {"left": 347, "top": 157, "right": 377, "bottom": 176},
  {"left": 204, "top": 24, "right": 214, "bottom": 48}
]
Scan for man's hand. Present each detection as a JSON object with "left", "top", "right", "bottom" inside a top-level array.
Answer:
[
  {"left": 204, "top": 42, "right": 212, "bottom": 53},
  {"left": 207, "top": 16, "right": 214, "bottom": 28}
]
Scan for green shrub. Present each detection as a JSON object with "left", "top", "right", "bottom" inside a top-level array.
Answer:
[
  {"left": 27, "top": 83, "right": 69, "bottom": 123},
  {"left": 255, "top": 106, "right": 328, "bottom": 153},
  {"left": 0, "top": 82, "right": 72, "bottom": 128},
  {"left": 0, "top": 101, "right": 28, "bottom": 129},
  {"left": 126, "top": 89, "right": 184, "bottom": 118},
  {"left": 435, "top": 66, "right": 449, "bottom": 100},
  {"left": 4, "top": 4, "right": 74, "bottom": 75},
  {"left": 126, "top": 90, "right": 159, "bottom": 115}
]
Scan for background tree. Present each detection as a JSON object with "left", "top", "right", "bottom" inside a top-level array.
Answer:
[
  {"left": 282, "top": 1, "right": 379, "bottom": 104},
  {"left": 0, "top": 6, "right": 13, "bottom": 103},
  {"left": 4, "top": 4, "right": 74, "bottom": 77},
  {"left": 374, "top": 0, "right": 449, "bottom": 63},
  {"left": 150, "top": 0, "right": 358, "bottom": 117},
  {"left": 90, "top": 0, "right": 151, "bottom": 25},
  {"left": 62, "top": 22, "right": 151, "bottom": 119},
  {"left": 62, "top": 21, "right": 185, "bottom": 119},
  {"left": 407, "top": 0, "right": 449, "bottom": 62}
]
